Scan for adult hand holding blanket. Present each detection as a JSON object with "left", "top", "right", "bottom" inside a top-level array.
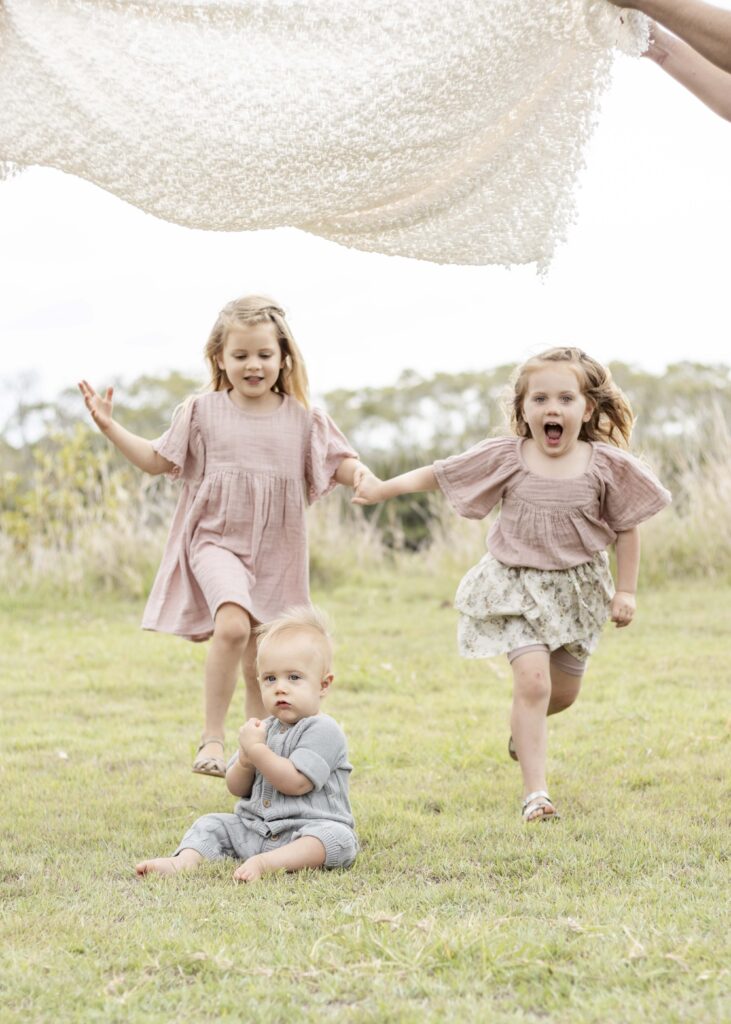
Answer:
[
  {"left": 0, "top": 0, "right": 646, "bottom": 268},
  {"left": 607, "top": 0, "right": 731, "bottom": 119}
]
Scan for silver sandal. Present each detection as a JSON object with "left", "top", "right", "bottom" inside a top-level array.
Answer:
[{"left": 522, "top": 790, "right": 559, "bottom": 823}]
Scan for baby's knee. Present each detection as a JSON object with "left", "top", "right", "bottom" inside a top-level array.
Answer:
[{"left": 293, "top": 822, "right": 359, "bottom": 870}]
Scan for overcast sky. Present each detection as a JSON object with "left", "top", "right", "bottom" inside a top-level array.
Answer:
[{"left": 1, "top": 39, "right": 730, "bottom": 430}]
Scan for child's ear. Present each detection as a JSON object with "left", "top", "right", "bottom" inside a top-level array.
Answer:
[
  {"left": 583, "top": 400, "right": 596, "bottom": 423},
  {"left": 320, "top": 673, "right": 334, "bottom": 697}
]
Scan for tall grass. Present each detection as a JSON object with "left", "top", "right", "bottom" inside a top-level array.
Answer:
[{"left": 2, "top": 424, "right": 730, "bottom": 596}]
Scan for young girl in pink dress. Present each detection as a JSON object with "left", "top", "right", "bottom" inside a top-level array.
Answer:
[
  {"left": 353, "top": 347, "right": 671, "bottom": 823},
  {"left": 80, "top": 296, "right": 370, "bottom": 777}
]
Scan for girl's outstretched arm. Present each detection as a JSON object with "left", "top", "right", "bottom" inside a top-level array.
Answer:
[
  {"left": 351, "top": 465, "right": 438, "bottom": 505},
  {"left": 78, "top": 380, "right": 174, "bottom": 476},
  {"left": 611, "top": 526, "right": 641, "bottom": 627},
  {"left": 334, "top": 457, "right": 371, "bottom": 488},
  {"left": 611, "top": 0, "right": 731, "bottom": 74}
]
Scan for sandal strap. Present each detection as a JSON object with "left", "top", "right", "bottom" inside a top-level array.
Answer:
[
  {"left": 522, "top": 790, "right": 558, "bottom": 821},
  {"left": 522, "top": 790, "right": 550, "bottom": 809},
  {"left": 197, "top": 736, "right": 225, "bottom": 753}
]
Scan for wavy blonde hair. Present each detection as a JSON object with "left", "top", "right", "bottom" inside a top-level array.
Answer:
[
  {"left": 204, "top": 295, "right": 309, "bottom": 408},
  {"left": 510, "top": 347, "right": 634, "bottom": 448}
]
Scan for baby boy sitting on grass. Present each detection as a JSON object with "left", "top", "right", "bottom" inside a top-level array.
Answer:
[{"left": 135, "top": 606, "right": 358, "bottom": 882}]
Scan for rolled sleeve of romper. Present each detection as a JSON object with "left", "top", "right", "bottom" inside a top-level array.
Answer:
[
  {"left": 150, "top": 397, "right": 205, "bottom": 483},
  {"left": 594, "top": 445, "right": 671, "bottom": 533},
  {"left": 305, "top": 407, "right": 358, "bottom": 505},
  {"left": 288, "top": 716, "right": 347, "bottom": 791},
  {"left": 433, "top": 436, "right": 521, "bottom": 519}
]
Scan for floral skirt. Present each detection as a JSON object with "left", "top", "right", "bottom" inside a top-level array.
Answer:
[{"left": 454, "top": 551, "right": 614, "bottom": 662}]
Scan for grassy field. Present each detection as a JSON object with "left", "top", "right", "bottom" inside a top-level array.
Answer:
[{"left": 1, "top": 569, "right": 729, "bottom": 1023}]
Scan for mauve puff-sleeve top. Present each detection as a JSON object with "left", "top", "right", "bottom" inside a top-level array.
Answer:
[{"left": 433, "top": 436, "right": 671, "bottom": 571}]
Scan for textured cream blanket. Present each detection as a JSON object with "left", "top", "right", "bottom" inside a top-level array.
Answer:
[{"left": 0, "top": 1, "right": 645, "bottom": 267}]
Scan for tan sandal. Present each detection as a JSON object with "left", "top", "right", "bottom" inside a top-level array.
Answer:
[
  {"left": 522, "top": 790, "right": 560, "bottom": 823},
  {"left": 192, "top": 736, "right": 226, "bottom": 778}
]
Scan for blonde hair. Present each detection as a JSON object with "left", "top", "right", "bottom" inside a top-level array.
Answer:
[
  {"left": 255, "top": 605, "right": 333, "bottom": 675},
  {"left": 509, "top": 347, "right": 634, "bottom": 448},
  {"left": 203, "top": 295, "right": 310, "bottom": 408}
]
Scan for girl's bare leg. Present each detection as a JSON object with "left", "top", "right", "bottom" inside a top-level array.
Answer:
[
  {"left": 135, "top": 848, "right": 204, "bottom": 876},
  {"left": 547, "top": 668, "right": 582, "bottom": 717},
  {"left": 510, "top": 650, "right": 552, "bottom": 799},
  {"left": 199, "top": 603, "right": 252, "bottom": 762},
  {"left": 242, "top": 632, "right": 265, "bottom": 719},
  {"left": 233, "top": 837, "right": 326, "bottom": 884}
]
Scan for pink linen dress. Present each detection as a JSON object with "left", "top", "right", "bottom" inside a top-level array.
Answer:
[
  {"left": 433, "top": 436, "right": 671, "bottom": 660},
  {"left": 141, "top": 390, "right": 356, "bottom": 640}
]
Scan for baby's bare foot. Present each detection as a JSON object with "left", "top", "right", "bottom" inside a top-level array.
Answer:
[
  {"left": 135, "top": 856, "right": 183, "bottom": 876},
  {"left": 135, "top": 849, "right": 203, "bottom": 876},
  {"left": 233, "top": 854, "right": 267, "bottom": 883}
]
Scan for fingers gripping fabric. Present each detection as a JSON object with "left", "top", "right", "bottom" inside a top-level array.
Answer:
[{"left": 0, "top": 1, "right": 646, "bottom": 268}]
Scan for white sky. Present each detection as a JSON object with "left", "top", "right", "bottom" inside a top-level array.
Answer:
[{"left": 1, "top": 45, "right": 730, "bottom": 427}]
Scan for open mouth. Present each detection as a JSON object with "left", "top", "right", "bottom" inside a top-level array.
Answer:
[
  {"left": 244, "top": 376, "right": 264, "bottom": 384},
  {"left": 275, "top": 701, "right": 291, "bottom": 708},
  {"left": 544, "top": 422, "right": 563, "bottom": 443}
]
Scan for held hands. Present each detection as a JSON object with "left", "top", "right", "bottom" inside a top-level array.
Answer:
[
  {"left": 351, "top": 463, "right": 386, "bottom": 505},
  {"left": 238, "top": 718, "right": 267, "bottom": 758},
  {"left": 78, "top": 380, "right": 114, "bottom": 433},
  {"left": 611, "top": 590, "right": 636, "bottom": 628}
]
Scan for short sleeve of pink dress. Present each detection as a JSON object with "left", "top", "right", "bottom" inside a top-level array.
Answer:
[
  {"left": 305, "top": 407, "right": 358, "bottom": 504},
  {"left": 591, "top": 445, "right": 671, "bottom": 532},
  {"left": 150, "top": 398, "right": 205, "bottom": 484},
  {"left": 432, "top": 436, "right": 522, "bottom": 519}
]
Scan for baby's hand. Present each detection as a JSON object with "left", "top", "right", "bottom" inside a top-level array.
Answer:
[
  {"left": 611, "top": 591, "right": 636, "bottom": 628},
  {"left": 239, "top": 718, "right": 267, "bottom": 756},
  {"left": 78, "top": 380, "right": 114, "bottom": 433},
  {"left": 351, "top": 466, "right": 386, "bottom": 505}
]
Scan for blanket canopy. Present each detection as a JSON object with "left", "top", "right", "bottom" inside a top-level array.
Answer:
[{"left": 0, "top": 1, "right": 645, "bottom": 267}]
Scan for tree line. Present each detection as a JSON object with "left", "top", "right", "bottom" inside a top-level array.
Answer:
[{"left": 2, "top": 362, "right": 730, "bottom": 552}]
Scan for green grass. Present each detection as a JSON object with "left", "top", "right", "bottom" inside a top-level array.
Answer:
[{"left": 1, "top": 572, "right": 729, "bottom": 1023}]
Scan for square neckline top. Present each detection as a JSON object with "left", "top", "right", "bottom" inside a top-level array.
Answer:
[{"left": 516, "top": 435, "right": 597, "bottom": 481}]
